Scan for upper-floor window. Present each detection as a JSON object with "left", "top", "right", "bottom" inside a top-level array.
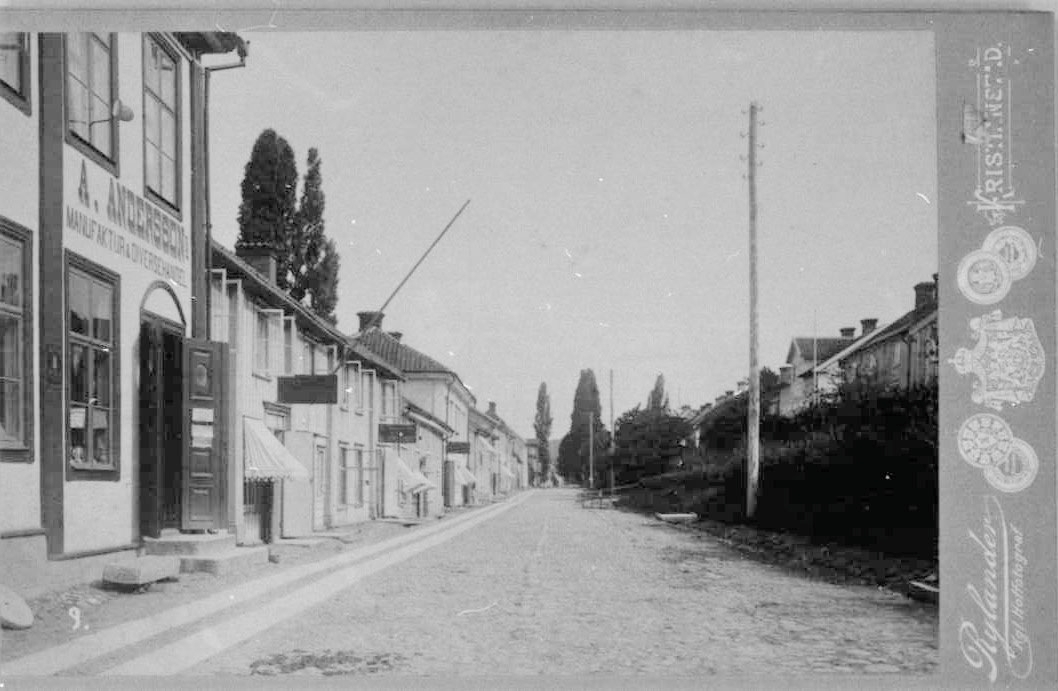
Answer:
[
  {"left": 66, "top": 33, "right": 117, "bottom": 165},
  {"left": 143, "top": 35, "right": 180, "bottom": 210},
  {"left": 0, "top": 32, "right": 30, "bottom": 113},
  {"left": 381, "top": 380, "right": 398, "bottom": 421},
  {"left": 254, "top": 308, "right": 270, "bottom": 376},
  {"left": 1, "top": 221, "right": 32, "bottom": 462}
]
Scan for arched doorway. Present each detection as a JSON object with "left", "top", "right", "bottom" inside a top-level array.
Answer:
[{"left": 138, "top": 282, "right": 186, "bottom": 537}]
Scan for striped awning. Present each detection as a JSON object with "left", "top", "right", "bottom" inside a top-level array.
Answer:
[
  {"left": 243, "top": 417, "right": 309, "bottom": 481},
  {"left": 456, "top": 466, "right": 477, "bottom": 486},
  {"left": 394, "top": 453, "right": 434, "bottom": 494}
]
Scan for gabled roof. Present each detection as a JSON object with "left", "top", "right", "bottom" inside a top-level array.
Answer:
[
  {"left": 786, "top": 337, "right": 853, "bottom": 366},
  {"left": 807, "top": 301, "right": 938, "bottom": 378},
  {"left": 354, "top": 328, "right": 450, "bottom": 374}
]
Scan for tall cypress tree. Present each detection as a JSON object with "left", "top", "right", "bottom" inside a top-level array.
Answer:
[
  {"left": 236, "top": 129, "right": 299, "bottom": 291},
  {"left": 291, "top": 147, "right": 339, "bottom": 322},
  {"left": 557, "top": 369, "right": 608, "bottom": 484},
  {"left": 534, "top": 382, "right": 553, "bottom": 482}
]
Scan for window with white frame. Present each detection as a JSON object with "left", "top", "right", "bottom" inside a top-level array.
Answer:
[
  {"left": 340, "top": 362, "right": 351, "bottom": 409},
  {"left": 66, "top": 33, "right": 117, "bottom": 164},
  {"left": 0, "top": 32, "right": 30, "bottom": 113},
  {"left": 338, "top": 444, "right": 349, "bottom": 505},
  {"left": 354, "top": 446, "right": 365, "bottom": 506},
  {"left": 0, "top": 222, "right": 31, "bottom": 461},
  {"left": 67, "top": 259, "right": 118, "bottom": 474},
  {"left": 353, "top": 362, "right": 364, "bottom": 413},
  {"left": 282, "top": 316, "right": 294, "bottom": 374},
  {"left": 263, "top": 402, "right": 290, "bottom": 444},
  {"left": 380, "top": 380, "right": 398, "bottom": 422},
  {"left": 142, "top": 35, "right": 180, "bottom": 209},
  {"left": 254, "top": 308, "right": 270, "bottom": 376}
]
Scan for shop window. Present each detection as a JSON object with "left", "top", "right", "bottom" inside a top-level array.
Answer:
[
  {"left": 142, "top": 35, "right": 180, "bottom": 210},
  {"left": 0, "top": 221, "right": 32, "bottom": 462},
  {"left": 67, "top": 257, "right": 119, "bottom": 476},
  {"left": 0, "top": 32, "right": 30, "bottom": 114},
  {"left": 66, "top": 33, "right": 118, "bottom": 169}
]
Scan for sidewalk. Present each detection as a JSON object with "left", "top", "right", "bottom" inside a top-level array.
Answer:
[{"left": 0, "top": 512, "right": 457, "bottom": 665}]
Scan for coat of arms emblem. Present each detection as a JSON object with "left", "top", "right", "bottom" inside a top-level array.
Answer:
[{"left": 949, "top": 310, "right": 1045, "bottom": 410}]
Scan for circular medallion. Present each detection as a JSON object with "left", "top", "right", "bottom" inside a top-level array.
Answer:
[
  {"left": 983, "top": 225, "right": 1037, "bottom": 281},
  {"left": 957, "top": 413, "right": 1014, "bottom": 468},
  {"left": 983, "top": 437, "right": 1038, "bottom": 493},
  {"left": 957, "top": 249, "right": 1012, "bottom": 305}
]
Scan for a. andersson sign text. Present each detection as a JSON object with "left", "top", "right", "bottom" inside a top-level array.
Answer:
[{"left": 65, "top": 158, "right": 189, "bottom": 287}]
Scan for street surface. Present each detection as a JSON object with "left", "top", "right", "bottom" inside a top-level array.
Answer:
[{"left": 150, "top": 488, "right": 936, "bottom": 677}]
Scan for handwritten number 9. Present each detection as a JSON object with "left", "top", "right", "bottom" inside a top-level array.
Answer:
[{"left": 69, "top": 606, "right": 82, "bottom": 631}]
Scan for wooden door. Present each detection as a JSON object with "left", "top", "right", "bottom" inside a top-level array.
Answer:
[
  {"left": 182, "top": 338, "right": 228, "bottom": 530},
  {"left": 139, "top": 321, "right": 163, "bottom": 538}
]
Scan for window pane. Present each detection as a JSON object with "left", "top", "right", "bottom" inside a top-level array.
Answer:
[
  {"left": 0, "top": 33, "right": 23, "bottom": 93},
  {"left": 93, "top": 348, "right": 111, "bottom": 407},
  {"left": 144, "top": 40, "right": 160, "bottom": 94},
  {"left": 69, "top": 404, "right": 87, "bottom": 464},
  {"left": 0, "top": 378, "right": 20, "bottom": 445},
  {"left": 66, "top": 34, "right": 87, "bottom": 82},
  {"left": 69, "top": 272, "right": 90, "bottom": 336},
  {"left": 89, "top": 36, "right": 110, "bottom": 103},
  {"left": 92, "top": 281, "right": 112, "bottom": 342},
  {"left": 145, "top": 142, "right": 160, "bottom": 191},
  {"left": 161, "top": 154, "right": 176, "bottom": 202},
  {"left": 255, "top": 313, "right": 268, "bottom": 372},
  {"left": 89, "top": 95, "right": 111, "bottom": 153},
  {"left": 69, "top": 343, "right": 88, "bottom": 403},
  {"left": 67, "top": 78, "right": 89, "bottom": 140},
  {"left": 144, "top": 95, "right": 158, "bottom": 145},
  {"left": 0, "top": 313, "right": 20, "bottom": 380},
  {"left": 159, "top": 50, "right": 176, "bottom": 107},
  {"left": 0, "top": 235, "right": 21, "bottom": 307},
  {"left": 91, "top": 409, "right": 110, "bottom": 466}
]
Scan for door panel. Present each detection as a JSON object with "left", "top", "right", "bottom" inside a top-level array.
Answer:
[
  {"left": 182, "top": 338, "right": 228, "bottom": 530},
  {"left": 139, "top": 322, "right": 163, "bottom": 539}
]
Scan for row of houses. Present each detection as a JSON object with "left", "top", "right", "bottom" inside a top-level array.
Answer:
[
  {"left": 0, "top": 30, "right": 525, "bottom": 588},
  {"left": 687, "top": 275, "right": 940, "bottom": 439}
]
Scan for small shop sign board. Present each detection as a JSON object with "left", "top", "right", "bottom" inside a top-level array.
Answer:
[
  {"left": 446, "top": 441, "right": 470, "bottom": 454},
  {"left": 277, "top": 375, "right": 338, "bottom": 405},
  {"left": 379, "top": 423, "right": 417, "bottom": 444}
]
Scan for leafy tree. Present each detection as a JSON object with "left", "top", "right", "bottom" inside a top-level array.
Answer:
[
  {"left": 647, "top": 373, "right": 668, "bottom": 411},
  {"left": 611, "top": 405, "right": 691, "bottom": 485},
  {"left": 533, "top": 382, "right": 553, "bottom": 482},
  {"left": 290, "top": 147, "right": 340, "bottom": 322},
  {"left": 557, "top": 369, "right": 608, "bottom": 485},
  {"left": 236, "top": 129, "right": 299, "bottom": 291}
]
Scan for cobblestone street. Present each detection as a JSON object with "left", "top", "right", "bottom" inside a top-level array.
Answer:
[{"left": 189, "top": 489, "right": 937, "bottom": 678}]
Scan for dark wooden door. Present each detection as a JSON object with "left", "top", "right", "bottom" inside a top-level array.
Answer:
[
  {"left": 139, "top": 321, "right": 163, "bottom": 539},
  {"left": 182, "top": 338, "right": 228, "bottom": 530}
]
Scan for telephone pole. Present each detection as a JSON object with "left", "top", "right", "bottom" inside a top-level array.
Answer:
[
  {"left": 746, "top": 102, "right": 762, "bottom": 520},
  {"left": 587, "top": 411, "right": 595, "bottom": 490}
]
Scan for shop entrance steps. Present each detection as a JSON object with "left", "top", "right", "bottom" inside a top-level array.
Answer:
[{"left": 141, "top": 532, "right": 268, "bottom": 576}]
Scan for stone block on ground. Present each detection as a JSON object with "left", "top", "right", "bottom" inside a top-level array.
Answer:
[
  {"left": 0, "top": 583, "right": 34, "bottom": 630},
  {"left": 102, "top": 555, "right": 181, "bottom": 587},
  {"left": 179, "top": 546, "right": 269, "bottom": 576}
]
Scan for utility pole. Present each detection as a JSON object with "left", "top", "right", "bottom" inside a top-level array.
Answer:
[
  {"left": 587, "top": 412, "right": 595, "bottom": 490},
  {"left": 746, "top": 101, "right": 762, "bottom": 520},
  {"left": 609, "top": 368, "right": 617, "bottom": 493}
]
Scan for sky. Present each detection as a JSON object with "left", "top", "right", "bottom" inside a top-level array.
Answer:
[{"left": 207, "top": 29, "right": 937, "bottom": 439}]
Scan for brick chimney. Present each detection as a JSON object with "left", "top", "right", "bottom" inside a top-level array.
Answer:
[
  {"left": 236, "top": 246, "right": 277, "bottom": 285},
  {"left": 779, "top": 364, "right": 793, "bottom": 385},
  {"left": 357, "top": 311, "right": 384, "bottom": 332},
  {"left": 736, "top": 379, "right": 748, "bottom": 394},
  {"left": 860, "top": 318, "right": 878, "bottom": 336},
  {"left": 388, "top": 331, "right": 403, "bottom": 342},
  {"left": 487, "top": 401, "right": 497, "bottom": 417},
  {"left": 914, "top": 280, "right": 936, "bottom": 310},
  {"left": 725, "top": 390, "right": 734, "bottom": 397},
  {"left": 840, "top": 327, "right": 856, "bottom": 338}
]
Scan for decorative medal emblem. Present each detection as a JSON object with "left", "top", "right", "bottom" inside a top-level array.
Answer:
[
  {"left": 957, "top": 413, "right": 1014, "bottom": 468},
  {"left": 949, "top": 310, "right": 1045, "bottom": 410},
  {"left": 983, "top": 437, "right": 1039, "bottom": 493},
  {"left": 983, "top": 225, "right": 1037, "bottom": 281},
  {"left": 956, "top": 249, "right": 1011, "bottom": 305}
]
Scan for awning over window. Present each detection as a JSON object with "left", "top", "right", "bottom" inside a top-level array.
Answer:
[
  {"left": 243, "top": 417, "right": 309, "bottom": 481},
  {"left": 394, "top": 453, "right": 434, "bottom": 494},
  {"left": 456, "top": 466, "right": 477, "bottom": 486}
]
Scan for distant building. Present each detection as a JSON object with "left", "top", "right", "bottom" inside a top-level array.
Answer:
[{"left": 777, "top": 331, "right": 859, "bottom": 415}]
